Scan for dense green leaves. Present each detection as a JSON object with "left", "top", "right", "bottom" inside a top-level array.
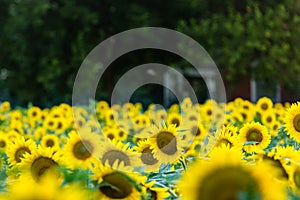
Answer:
[{"left": 178, "top": 0, "right": 300, "bottom": 91}]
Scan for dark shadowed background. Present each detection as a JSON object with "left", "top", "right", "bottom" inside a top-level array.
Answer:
[{"left": 0, "top": 0, "right": 299, "bottom": 107}]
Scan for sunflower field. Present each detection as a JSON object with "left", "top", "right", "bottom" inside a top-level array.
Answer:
[{"left": 0, "top": 97, "right": 300, "bottom": 199}]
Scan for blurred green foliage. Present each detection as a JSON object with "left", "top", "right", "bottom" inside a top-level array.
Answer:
[
  {"left": 0, "top": 0, "right": 299, "bottom": 106},
  {"left": 178, "top": 0, "right": 300, "bottom": 91}
]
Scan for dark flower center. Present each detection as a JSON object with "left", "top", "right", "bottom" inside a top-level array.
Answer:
[
  {"left": 99, "top": 173, "right": 133, "bottom": 199},
  {"left": 293, "top": 114, "right": 300, "bottom": 132},
  {"left": 156, "top": 131, "right": 177, "bottom": 155},
  {"left": 141, "top": 147, "right": 158, "bottom": 165},
  {"left": 198, "top": 166, "right": 259, "bottom": 200},
  {"left": 31, "top": 156, "right": 57, "bottom": 182},
  {"left": 73, "top": 140, "right": 92, "bottom": 160},
  {"left": 102, "top": 150, "right": 130, "bottom": 166},
  {"left": 246, "top": 129, "right": 263, "bottom": 143},
  {"left": 15, "top": 147, "right": 31, "bottom": 163}
]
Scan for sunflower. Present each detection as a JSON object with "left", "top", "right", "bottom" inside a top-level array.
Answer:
[
  {"left": 122, "top": 103, "right": 139, "bottom": 118},
  {"left": 254, "top": 152, "right": 290, "bottom": 182},
  {"left": 256, "top": 97, "right": 273, "bottom": 114},
  {"left": 226, "top": 110, "right": 244, "bottom": 124},
  {"left": 111, "top": 103, "right": 121, "bottom": 112},
  {"left": 9, "top": 121, "right": 24, "bottom": 135},
  {"left": 115, "top": 128, "right": 128, "bottom": 141},
  {"left": 98, "top": 139, "right": 139, "bottom": 169},
  {"left": 41, "top": 134, "right": 60, "bottom": 150},
  {"left": 6, "top": 130, "right": 19, "bottom": 142},
  {"left": 19, "top": 146, "right": 61, "bottom": 182},
  {"left": 102, "top": 127, "right": 118, "bottom": 141},
  {"left": 33, "top": 127, "right": 46, "bottom": 141},
  {"left": 27, "top": 106, "right": 42, "bottom": 121},
  {"left": 241, "top": 100, "right": 254, "bottom": 111},
  {"left": 6, "top": 136, "right": 37, "bottom": 166},
  {"left": 270, "top": 121, "right": 281, "bottom": 137},
  {"left": 184, "top": 110, "right": 200, "bottom": 123},
  {"left": 105, "top": 109, "right": 119, "bottom": 126},
  {"left": 97, "top": 100, "right": 110, "bottom": 109},
  {"left": 288, "top": 163, "right": 300, "bottom": 194},
  {"left": 91, "top": 162, "right": 146, "bottom": 200},
  {"left": 168, "top": 104, "right": 180, "bottom": 113},
  {"left": 238, "top": 122, "right": 271, "bottom": 153},
  {"left": 43, "top": 116, "right": 58, "bottom": 131},
  {"left": 208, "top": 125, "right": 241, "bottom": 152},
  {"left": 49, "top": 107, "right": 64, "bottom": 119},
  {"left": 149, "top": 124, "right": 183, "bottom": 164},
  {"left": 7, "top": 172, "right": 59, "bottom": 200},
  {"left": 133, "top": 114, "right": 150, "bottom": 130},
  {"left": 10, "top": 110, "right": 22, "bottom": 122},
  {"left": 40, "top": 109, "right": 49, "bottom": 122},
  {"left": 181, "top": 97, "right": 193, "bottom": 113},
  {"left": 156, "top": 109, "right": 168, "bottom": 122},
  {"left": 134, "top": 140, "right": 161, "bottom": 172},
  {"left": 178, "top": 146, "right": 286, "bottom": 200},
  {"left": 0, "top": 101, "right": 10, "bottom": 112},
  {"left": 184, "top": 139, "right": 202, "bottom": 158},
  {"left": 63, "top": 129, "right": 101, "bottom": 169},
  {"left": 144, "top": 181, "right": 170, "bottom": 200},
  {"left": 261, "top": 111, "right": 276, "bottom": 127},
  {"left": 182, "top": 121, "right": 207, "bottom": 142},
  {"left": 0, "top": 134, "right": 10, "bottom": 151},
  {"left": 72, "top": 115, "right": 87, "bottom": 130},
  {"left": 8, "top": 165, "right": 90, "bottom": 200},
  {"left": 55, "top": 117, "right": 69, "bottom": 134},
  {"left": 284, "top": 102, "right": 300, "bottom": 143},
  {"left": 239, "top": 108, "right": 255, "bottom": 122},
  {"left": 86, "top": 119, "right": 101, "bottom": 133},
  {"left": 200, "top": 103, "right": 214, "bottom": 122},
  {"left": 274, "top": 145, "right": 300, "bottom": 165},
  {"left": 166, "top": 113, "right": 181, "bottom": 127}
]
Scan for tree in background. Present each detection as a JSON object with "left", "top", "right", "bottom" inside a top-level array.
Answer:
[
  {"left": 178, "top": 0, "right": 300, "bottom": 97},
  {"left": 0, "top": 0, "right": 299, "bottom": 107}
]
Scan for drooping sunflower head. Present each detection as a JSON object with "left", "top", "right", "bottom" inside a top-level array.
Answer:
[
  {"left": 284, "top": 102, "right": 300, "bottom": 142},
  {"left": 91, "top": 162, "right": 146, "bottom": 200},
  {"left": 134, "top": 139, "right": 161, "bottom": 172},
  {"left": 260, "top": 154, "right": 290, "bottom": 181},
  {"left": 98, "top": 139, "right": 139, "bottom": 170},
  {"left": 144, "top": 181, "right": 170, "bottom": 200}
]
